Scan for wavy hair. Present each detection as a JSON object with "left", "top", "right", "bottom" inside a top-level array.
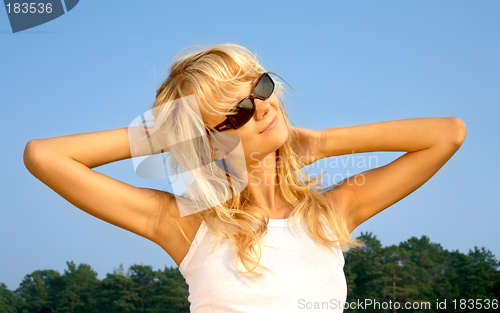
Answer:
[{"left": 150, "top": 44, "right": 363, "bottom": 277}]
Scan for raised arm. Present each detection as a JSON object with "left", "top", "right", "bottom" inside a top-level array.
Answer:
[
  {"left": 299, "top": 117, "right": 466, "bottom": 233},
  {"left": 23, "top": 127, "right": 196, "bottom": 266}
]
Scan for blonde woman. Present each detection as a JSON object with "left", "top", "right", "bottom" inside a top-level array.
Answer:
[{"left": 23, "top": 44, "right": 466, "bottom": 312}]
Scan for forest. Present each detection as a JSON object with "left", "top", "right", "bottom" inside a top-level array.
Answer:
[{"left": 1, "top": 232, "right": 498, "bottom": 312}]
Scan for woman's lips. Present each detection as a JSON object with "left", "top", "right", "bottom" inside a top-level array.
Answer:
[{"left": 260, "top": 116, "right": 278, "bottom": 134}]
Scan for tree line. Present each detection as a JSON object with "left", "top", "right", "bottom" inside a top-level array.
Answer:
[{"left": 1, "top": 232, "right": 498, "bottom": 312}]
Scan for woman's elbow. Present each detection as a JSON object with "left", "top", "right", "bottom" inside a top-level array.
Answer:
[
  {"left": 23, "top": 139, "right": 45, "bottom": 173},
  {"left": 449, "top": 117, "right": 467, "bottom": 147}
]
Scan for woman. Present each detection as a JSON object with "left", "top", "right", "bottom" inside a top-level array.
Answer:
[{"left": 23, "top": 44, "right": 466, "bottom": 312}]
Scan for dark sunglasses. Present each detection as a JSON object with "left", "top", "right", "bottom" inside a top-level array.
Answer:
[{"left": 211, "top": 72, "right": 275, "bottom": 132}]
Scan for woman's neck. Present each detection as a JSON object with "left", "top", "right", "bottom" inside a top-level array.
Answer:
[{"left": 246, "top": 151, "right": 291, "bottom": 219}]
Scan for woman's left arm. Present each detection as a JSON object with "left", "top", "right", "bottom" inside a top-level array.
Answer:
[{"left": 307, "top": 117, "right": 467, "bottom": 233}]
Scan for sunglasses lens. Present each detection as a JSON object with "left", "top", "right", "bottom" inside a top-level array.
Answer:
[
  {"left": 221, "top": 73, "right": 274, "bottom": 130},
  {"left": 253, "top": 74, "right": 274, "bottom": 99},
  {"left": 228, "top": 98, "right": 254, "bottom": 129}
]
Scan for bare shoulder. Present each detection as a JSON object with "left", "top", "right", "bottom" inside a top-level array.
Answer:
[{"left": 151, "top": 190, "right": 202, "bottom": 267}]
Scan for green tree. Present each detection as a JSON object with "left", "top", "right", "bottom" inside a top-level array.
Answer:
[
  {"left": 112, "top": 263, "right": 130, "bottom": 278},
  {"left": 449, "top": 247, "right": 499, "bottom": 300},
  {"left": 97, "top": 272, "right": 136, "bottom": 313},
  {"left": 149, "top": 266, "right": 189, "bottom": 312},
  {"left": 0, "top": 283, "right": 17, "bottom": 313},
  {"left": 398, "top": 236, "right": 449, "bottom": 307},
  {"left": 15, "top": 269, "right": 62, "bottom": 313},
  {"left": 380, "top": 244, "right": 432, "bottom": 308},
  {"left": 345, "top": 232, "right": 384, "bottom": 301},
  {"left": 55, "top": 261, "right": 99, "bottom": 313},
  {"left": 129, "top": 264, "right": 156, "bottom": 312}
]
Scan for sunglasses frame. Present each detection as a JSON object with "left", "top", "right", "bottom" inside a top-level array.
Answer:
[{"left": 210, "top": 72, "right": 275, "bottom": 132}]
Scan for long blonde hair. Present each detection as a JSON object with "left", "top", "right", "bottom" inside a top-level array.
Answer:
[{"left": 151, "top": 44, "right": 362, "bottom": 276}]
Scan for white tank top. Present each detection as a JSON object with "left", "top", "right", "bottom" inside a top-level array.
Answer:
[{"left": 179, "top": 216, "right": 347, "bottom": 313}]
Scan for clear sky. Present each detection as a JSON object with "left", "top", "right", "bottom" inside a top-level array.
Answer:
[{"left": 1, "top": 1, "right": 499, "bottom": 291}]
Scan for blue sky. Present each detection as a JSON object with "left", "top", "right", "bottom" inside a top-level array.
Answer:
[{"left": 1, "top": 1, "right": 499, "bottom": 290}]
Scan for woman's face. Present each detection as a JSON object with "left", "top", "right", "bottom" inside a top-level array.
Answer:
[{"left": 202, "top": 80, "right": 289, "bottom": 167}]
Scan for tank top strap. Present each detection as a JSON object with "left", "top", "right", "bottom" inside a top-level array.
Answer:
[{"left": 179, "top": 220, "right": 209, "bottom": 272}]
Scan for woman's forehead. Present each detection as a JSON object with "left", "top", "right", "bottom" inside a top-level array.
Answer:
[{"left": 200, "top": 81, "right": 254, "bottom": 123}]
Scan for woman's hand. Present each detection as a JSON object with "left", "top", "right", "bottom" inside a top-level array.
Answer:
[{"left": 290, "top": 127, "right": 322, "bottom": 168}]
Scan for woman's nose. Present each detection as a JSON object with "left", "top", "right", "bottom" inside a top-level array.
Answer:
[{"left": 253, "top": 98, "right": 271, "bottom": 120}]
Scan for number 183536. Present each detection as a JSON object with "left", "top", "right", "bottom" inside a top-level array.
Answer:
[
  {"left": 6, "top": 3, "right": 53, "bottom": 14},
  {"left": 452, "top": 298, "right": 498, "bottom": 310}
]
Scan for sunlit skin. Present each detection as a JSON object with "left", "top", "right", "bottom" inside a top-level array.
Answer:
[
  {"left": 23, "top": 79, "right": 466, "bottom": 267},
  {"left": 200, "top": 81, "right": 291, "bottom": 218}
]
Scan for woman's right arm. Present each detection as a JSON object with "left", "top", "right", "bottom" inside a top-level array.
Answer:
[{"left": 23, "top": 127, "right": 194, "bottom": 263}]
